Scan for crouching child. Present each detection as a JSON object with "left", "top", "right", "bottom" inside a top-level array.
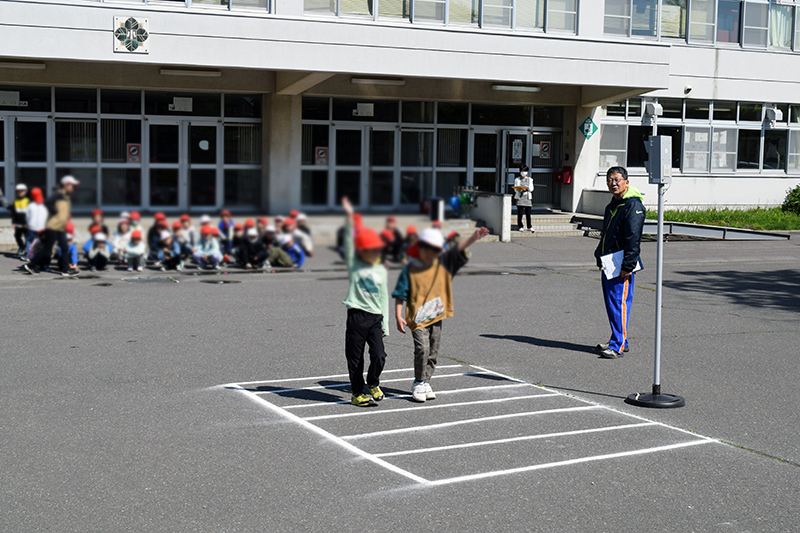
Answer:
[
  {"left": 126, "top": 230, "right": 147, "bottom": 272},
  {"left": 87, "top": 233, "right": 111, "bottom": 272},
  {"left": 392, "top": 225, "right": 489, "bottom": 402}
]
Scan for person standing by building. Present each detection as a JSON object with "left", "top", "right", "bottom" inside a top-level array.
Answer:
[
  {"left": 594, "top": 166, "right": 646, "bottom": 359},
  {"left": 24, "top": 176, "right": 80, "bottom": 277},
  {"left": 514, "top": 165, "right": 534, "bottom": 232}
]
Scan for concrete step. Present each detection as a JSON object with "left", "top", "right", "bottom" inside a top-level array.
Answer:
[{"left": 510, "top": 229, "right": 586, "bottom": 238}]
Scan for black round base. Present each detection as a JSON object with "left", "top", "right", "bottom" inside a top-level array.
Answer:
[{"left": 625, "top": 392, "right": 685, "bottom": 409}]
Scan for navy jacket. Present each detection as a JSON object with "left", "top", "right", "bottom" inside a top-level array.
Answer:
[{"left": 594, "top": 186, "right": 646, "bottom": 273}]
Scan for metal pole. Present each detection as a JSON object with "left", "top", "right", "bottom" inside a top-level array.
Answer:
[{"left": 653, "top": 181, "right": 664, "bottom": 396}]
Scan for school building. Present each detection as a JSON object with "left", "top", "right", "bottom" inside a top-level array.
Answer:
[{"left": 2, "top": 0, "right": 800, "bottom": 214}]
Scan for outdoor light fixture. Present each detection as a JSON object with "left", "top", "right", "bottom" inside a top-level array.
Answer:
[
  {"left": 350, "top": 78, "right": 406, "bottom": 86},
  {"left": 0, "top": 62, "right": 46, "bottom": 70},
  {"left": 160, "top": 69, "right": 222, "bottom": 77},
  {"left": 491, "top": 84, "right": 541, "bottom": 93}
]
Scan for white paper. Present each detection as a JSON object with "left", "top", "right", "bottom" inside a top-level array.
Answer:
[{"left": 601, "top": 251, "right": 642, "bottom": 280}]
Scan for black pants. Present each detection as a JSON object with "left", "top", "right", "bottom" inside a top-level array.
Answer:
[
  {"left": 88, "top": 253, "right": 109, "bottom": 270},
  {"left": 14, "top": 226, "right": 26, "bottom": 250},
  {"left": 517, "top": 205, "right": 531, "bottom": 229},
  {"left": 345, "top": 308, "right": 387, "bottom": 396},
  {"left": 33, "top": 229, "right": 69, "bottom": 272}
]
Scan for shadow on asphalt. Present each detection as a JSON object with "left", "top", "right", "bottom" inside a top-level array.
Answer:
[
  {"left": 542, "top": 385, "right": 626, "bottom": 400},
  {"left": 480, "top": 334, "right": 598, "bottom": 356},
  {"left": 665, "top": 269, "right": 800, "bottom": 313}
]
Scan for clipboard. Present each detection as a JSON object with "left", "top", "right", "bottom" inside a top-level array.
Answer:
[{"left": 601, "top": 250, "right": 643, "bottom": 279}]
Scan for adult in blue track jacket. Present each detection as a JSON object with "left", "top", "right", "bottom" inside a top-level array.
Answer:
[{"left": 594, "top": 166, "right": 646, "bottom": 359}]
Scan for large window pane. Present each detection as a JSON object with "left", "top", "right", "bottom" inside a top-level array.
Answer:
[
  {"left": 790, "top": 105, "right": 800, "bottom": 124},
  {"left": 56, "top": 88, "right": 97, "bottom": 114},
  {"left": 627, "top": 125, "right": 651, "bottom": 167},
  {"left": 102, "top": 168, "right": 141, "bottom": 206},
  {"left": 770, "top": 4, "right": 793, "bottom": 48},
  {"left": 371, "top": 130, "right": 395, "bottom": 166},
  {"left": 631, "top": 0, "right": 658, "bottom": 37},
  {"left": 483, "top": 0, "right": 513, "bottom": 27},
  {"left": 302, "top": 170, "right": 328, "bottom": 205},
  {"left": 370, "top": 171, "right": 394, "bottom": 205},
  {"left": 716, "top": 0, "right": 742, "bottom": 44},
  {"left": 737, "top": 130, "right": 761, "bottom": 169},
  {"left": 225, "top": 124, "right": 262, "bottom": 165},
  {"left": 435, "top": 171, "right": 465, "bottom": 198},
  {"left": 17, "top": 167, "right": 47, "bottom": 194},
  {"left": 712, "top": 127, "right": 737, "bottom": 170},
  {"left": 150, "top": 125, "right": 179, "bottom": 163},
  {"left": 189, "top": 169, "right": 216, "bottom": 206},
  {"left": 379, "top": 0, "right": 410, "bottom": 18},
  {"left": 336, "top": 170, "right": 361, "bottom": 204},
  {"left": 713, "top": 101, "right": 737, "bottom": 121},
  {"left": 605, "top": 0, "right": 631, "bottom": 36},
  {"left": 436, "top": 129, "right": 468, "bottom": 167},
  {"left": 599, "top": 124, "right": 627, "bottom": 168},
  {"left": 57, "top": 168, "right": 97, "bottom": 206},
  {"left": 55, "top": 121, "right": 97, "bottom": 163},
  {"left": 101, "top": 89, "right": 141, "bottom": 115},
  {"left": 658, "top": 98, "right": 683, "bottom": 119},
  {"left": 448, "top": 0, "right": 478, "bottom": 24},
  {"left": 150, "top": 168, "right": 179, "bottom": 206},
  {"left": 547, "top": 0, "right": 577, "bottom": 32},
  {"left": 534, "top": 106, "right": 563, "bottom": 127},
  {"left": 685, "top": 100, "right": 710, "bottom": 120},
  {"left": 340, "top": 0, "right": 372, "bottom": 17},
  {"left": 400, "top": 171, "right": 431, "bottom": 204},
  {"left": 401, "top": 131, "right": 434, "bottom": 167},
  {"left": 302, "top": 97, "right": 329, "bottom": 120},
  {"left": 472, "top": 104, "right": 530, "bottom": 126},
  {"left": 788, "top": 130, "right": 800, "bottom": 172},
  {"left": 661, "top": 0, "right": 687, "bottom": 39},
  {"left": 16, "top": 122, "right": 47, "bottom": 162},
  {"left": 332, "top": 98, "right": 398, "bottom": 122},
  {"left": 402, "top": 101, "right": 434, "bottom": 123},
  {"left": 413, "top": 0, "right": 446, "bottom": 22},
  {"left": 762, "top": 130, "right": 786, "bottom": 170},
  {"left": 225, "top": 94, "right": 262, "bottom": 119},
  {"left": 336, "top": 129, "right": 361, "bottom": 166},
  {"left": 301, "top": 124, "right": 329, "bottom": 166},
  {"left": 604, "top": 101, "right": 627, "bottom": 117},
  {"left": 689, "top": 0, "right": 715, "bottom": 42},
  {"left": 232, "top": 0, "right": 268, "bottom": 9},
  {"left": 684, "top": 126, "right": 710, "bottom": 171},
  {"left": 739, "top": 102, "right": 763, "bottom": 121},
  {"left": 473, "top": 133, "right": 498, "bottom": 168},
  {"left": 437, "top": 102, "right": 468, "bottom": 124},
  {"left": 743, "top": 1, "right": 768, "bottom": 47},
  {"left": 225, "top": 169, "right": 262, "bottom": 206},
  {"left": 656, "top": 125, "right": 683, "bottom": 168},
  {"left": 102, "top": 119, "right": 141, "bottom": 163},
  {"left": 0, "top": 85, "right": 51, "bottom": 112},
  {"left": 516, "top": 0, "right": 544, "bottom": 29}
]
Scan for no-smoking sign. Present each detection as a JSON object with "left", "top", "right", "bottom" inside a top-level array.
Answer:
[
  {"left": 540, "top": 141, "right": 551, "bottom": 160},
  {"left": 127, "top": 143, "right": 141, "bottom": 163}
]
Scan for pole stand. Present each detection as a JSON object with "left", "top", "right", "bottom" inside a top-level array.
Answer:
[{"left": 625, "top": 384, "right": 685, "bottom": 408}]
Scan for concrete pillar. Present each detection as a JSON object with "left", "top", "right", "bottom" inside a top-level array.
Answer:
[
  {"left": 559, "top": 105, "right": 577, "bottom": 212},
  {"left": 267, "top": 93, "right": 303, "bottom": 214},
  {"left": 570, "top": 105, "right": 603, "bottom": 213}
]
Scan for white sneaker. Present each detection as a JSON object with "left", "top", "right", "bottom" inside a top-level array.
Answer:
[
  {"left": 127, "top": 266, "right": 133, "bottom": 272},
  {"left": 136, "top": 266, "right": 143, "bottom": 272},
  {"left": 424, "top": 382, "right": 436, "bottom": 400},
  {"left": 411, "top": 381, "right": 427, "bottom": 403}
]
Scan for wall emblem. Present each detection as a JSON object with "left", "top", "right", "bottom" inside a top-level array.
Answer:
[{"left": 114, "top": 17, "right": 149, "bottom": 53}]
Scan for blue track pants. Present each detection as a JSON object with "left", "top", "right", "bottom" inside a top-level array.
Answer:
[{"left": 601, "top": 272, "right": 634, "bottom": 354}]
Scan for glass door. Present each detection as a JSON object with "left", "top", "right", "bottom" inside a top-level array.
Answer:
[
  {"left": 501, "top": 130, "right": 528, "bottom": 195},
  {"left": 188, "top": 123, "right": 218, "bottom": 208},
  {"left": 148, "top": 121, "right": 181, "bottom": 208},
  {"left": 471, "top": 129, "right": 500, "bottom": 192},
  {"left": 14, "top": 117, "right": 51, "bottom": 195},
  {"left": 369, "top": 127, "right": 396, "bottom": 207},
  {"left": 530, "top": 131, "right": 561, "bottom": 206},
  {"left": 333, "top": 127, "right": 364, "bottom": 207}
]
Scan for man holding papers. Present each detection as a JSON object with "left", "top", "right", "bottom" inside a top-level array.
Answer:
[{"left": 594, "top": 166, "right": 646, "bottom": 359}]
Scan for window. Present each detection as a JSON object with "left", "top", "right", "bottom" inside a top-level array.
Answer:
[
  {"left": 685, "top": 100, "right": 710, "bottom": 120},
  {"left": 769, "top": 1, "right": 793, "bottom": 48},
  {"left": 713, "top": 100, "right": 737, "bottom": 121},
  {"left": 599, "top": 124, "right": 627, "bottom": 168},
  {"left": 739, "top": 102, "right": 763, "bottom": 121},
  {"left": 604, "top": 100, "right": 627, "bottom": 117},
  {"left": 656, "top": 125, "right": 683, "bottom": 167},
  {"left": 626, "top": 125, "right": 652, "bottom": 167},
  {"left": 762, "top": 130, "right": 786, "bottom": 170},
  {"left": 689, "top": 0, "right": 716, "bottom": 42},
  {"left": 449, "top": 0, "right": 479, "bottom": 24},
  {"left": 711, "top": 127, "right": 737, "bottom": 170},
  {"left": 737, "top": 130, "right": 761, "bottom": 168},
  {"left": 684, "top": 126, "right": 711, "bottom": 171},
  {"left": 633, "top": 0, "right": 659, "bottom": 38},
  {"left": 232, "top": 0, "right": 269, "bottom": 9},
  {"left": 716, "top": 0, "right": 742, "bottom": 44},
  {"left": 483, "top": 0, "right": 514, "bottom": 27},
  {"left": 743, "top": 0, "right": 769, "bottom": 47},
  {"left": 547, "top": 0, "right": 577, "bottom": 32},
  {"left": 788, "top": 130, "right": 800, "bottom": 172},
  {"left": 605, "top": 0, "right": 632, "bottom": 35},
  {"left": 379, "top": 0, "right": 411, "bottom": 19},
  {"left": 658, "top": 98, "right": 683, "bottom": 119},
  {"left": 516, "top": 0, "right": 545, "bottom": 29},
  {"left": 661, "top": 0, "right": 687, "bottom": 38},
  {"left": 401, "top": 131, "right": 434, "bottom": 166}
]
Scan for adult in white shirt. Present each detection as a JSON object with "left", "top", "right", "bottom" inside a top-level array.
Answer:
[{"left": 514, "top": 165, "right": 534, "bottom": 232}]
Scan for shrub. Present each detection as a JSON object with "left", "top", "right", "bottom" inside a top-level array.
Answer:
[{"left": 782, "top": 185, "right": 800, "bottom": 215}]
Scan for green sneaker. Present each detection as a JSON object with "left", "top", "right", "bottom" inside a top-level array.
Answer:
[
  {"left": 351, "top": 394, "right": 376, "bottom": 407},
  {"left": 368, "top": 385, "right": 385, "bottom": 401}
]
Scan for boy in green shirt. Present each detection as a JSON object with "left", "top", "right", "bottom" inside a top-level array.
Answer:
[{"left": 342, "top": 198, "right": 390, "bottom": 407}]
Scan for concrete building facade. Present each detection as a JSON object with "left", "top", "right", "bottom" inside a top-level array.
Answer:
[{"left": 2, "top": 0, "right": 800, "bottom": 214}]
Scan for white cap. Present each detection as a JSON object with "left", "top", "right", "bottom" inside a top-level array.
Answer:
[
  {"left": 296, "top": 213, "right": 307, "bottom": 222},
  {"left": 61, "top": 175, "right": 80, "bottom": 186},
  {"left": 15, "top": 183, "right": 27, "bottom": 191},
  {"left": 265, "top": 224, "right": 277, "bottom": 233},
  {"left": 419, "top": 228, "right": 445, "bottom": 250},
  {"left": 94, "top": 232, "right": 107, "bottom": 242},
  {"left": 200, "top": 214, "right": 211, "bottom": 224},
  {"left": 246, "top": 227, "right": 258, "bottom": 237},
  {"left": 120, "top": 211, "right": 131, "bottom": 220},
  {"left": 159, "top": 231, "right": 172, "bottom": 241},
  {"left": 278, "top": 234, "right": 292, "bottom": 245}
]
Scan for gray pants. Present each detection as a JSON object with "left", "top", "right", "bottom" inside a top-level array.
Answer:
[{"left": 412, "top": 321, "right": 442, "bottom": 382}]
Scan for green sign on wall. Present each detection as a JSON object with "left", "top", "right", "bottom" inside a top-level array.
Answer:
[{"left": 580, "top": 117, "right": 598, "bottom": 139}]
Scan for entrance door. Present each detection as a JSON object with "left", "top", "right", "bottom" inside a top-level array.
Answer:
[
  {"left": 332, "top": 125, "right": 398, "bottom": 209},
  {"left": 501, "top": 130, "right": 528, "bottom": 195},
  {"left": 12, "top": 116, "right": 51, "bottom": 194},
  {"left": 472, "top": 130, "right": 500, "bottom": 192},
  {"left": 529, "top": 131, "right": 562, "bottom": 206},
  {"left": 148, "top": 120, "right": 220, "bottom": 210}
]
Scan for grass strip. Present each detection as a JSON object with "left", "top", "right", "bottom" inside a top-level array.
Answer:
[{"left": 645, "top": 207, "right": 800, "bottom": 231}]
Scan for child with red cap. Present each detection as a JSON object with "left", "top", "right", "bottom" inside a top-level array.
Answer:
[
  {"left": 194, "top": 226, "right": 222, "bottom": 270},
  {"left": 56, "top": 222, "right": 79, "bottom": 274},
  {"left": 128, "top": 211, "right": 142, "bottom": 233},
  {"left": 393, "top": 225, "right": 489, "bottom": 402},
  {"left": 217, "top": 210, "right": 234, "bottom": 255},
  {"left": 24, "top": 187, "right": 47, "bottom": 255},
  {"left": 86, "top": 232, "right": 111, "bottom": 272},
  {"left": 341, "top": 197, "right": 390, "bottom": 407},
  {"left": 147, "top": 213, "right": 168, "bottom": 263},
  {"left": 381, "top": 215, "right": 404, "bottom": 264},
  {"left": 126, "top": 230, "right": 146, "bottom": 272},
  {"left": 89, "top": 208, "right": 109, "bottom": 236}
]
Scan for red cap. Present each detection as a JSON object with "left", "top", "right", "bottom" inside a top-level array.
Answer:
[
  {"left": 92, "top": 208, "right": 103, "bottom": 217},
  {"left": 387, "top": 215, "right": 397, "bottom": 222},
  {"left": 130, "top": 211, "right": 141, "bottom": 221},
  {"left": 406, "top": 225, "right": 418, "bottom": 235},
  {"left": 355, "top": 228, "right": 385, "bottom": 250},
  {"left": 233, "top": 223, "right": 244, "bottom": 231},
  {"left": 258, "top": 217, "right": 268, "bottom": 225},
  {"left": 244, "top": 218, "right": 255, "bottom": 228},
  {"left": 201, "top": 226, "right": 213, "bottom": 236},
  {"left": 157, "top": 219, "right": 168, "bottom": 227},
  {"left": 131, "top": 229, "right": 142, "bottom": 239},
  {"left": 65, "top": 222, "right": 75, "bottom": 235},
  {"left": 283, "top": 218, "right": 296, "bottom": 229},
  {"left": 154, "top": 212, "right": 166, "bottom": 221},
  {"left": 353, "top": 213, "right": 363, "bottom": 228},
  {"left": 172, "top": 221, "right": 182, "bottom": 230},
  {"left": 289, "top": 210, "right": 299, "bottom": 218},
  {"left": 211, "top": 227, "right": 220, "bottom": 236},
  {"left": 90, "top": 224, "right": 102, "bottom": 234},
  {"left": 180, "top": 214, "right": 191, "bottom": 222},
  {"left": 30, "top": 187, "right": 44, "bottom": 204},
  {"left": 448, "top": 231, "right": 459, "bottom": 240},
  {"left": 381, "top": 229, "right": 395, "bottom": 243},
  {"left": 432, "top": 221, "right": 442, "bottom": 228},
  {"left": 220, "top": 209, "right": 231, "bottom": 217},
  {"left": 406, "top": 242, "right": 420, "bottom": 258}
]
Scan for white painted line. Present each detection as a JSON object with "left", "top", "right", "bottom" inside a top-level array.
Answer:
[
  {"left": 282, "top": 383, "right": 535, "bottom": 410},
  {"left": 341, "top": 406, "right": 601, "bottom": 440},
  {"left": 254, "top": 371, "right": 509, "bottom": 395},
  {"left": 222, "top": 384, "right": 429, "bottom": 484},
  {"left": 234, "top": 365, "right": 463, "bottom": 386},
  {"left": 373, "top": 422, "right": 658, "bottom": 457},
  {"left": 425, "top": 440, "right": 713, "bottom": 486},
  {"left": 303, "top": 393, "right": 561, "bottom": 421}
]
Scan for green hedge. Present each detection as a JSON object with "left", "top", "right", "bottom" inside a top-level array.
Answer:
[{"left": 645, "top": 207, "right": 800, "bottom": 231}]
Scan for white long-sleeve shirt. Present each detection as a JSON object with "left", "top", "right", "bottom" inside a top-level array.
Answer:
[{"left": 25, "top": 203, "right": 48, "bottom": 232}]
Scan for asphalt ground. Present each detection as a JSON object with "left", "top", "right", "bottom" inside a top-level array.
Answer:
[{"left": 1, "top": 235, "right": 799, "bottom": 532}]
